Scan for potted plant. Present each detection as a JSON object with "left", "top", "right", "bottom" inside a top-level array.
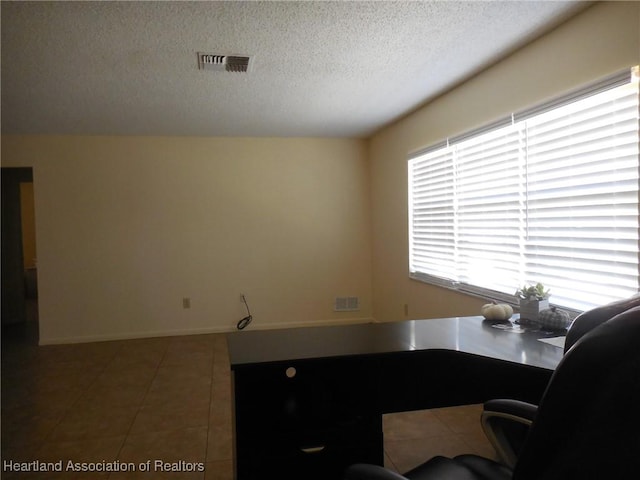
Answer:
[{"left": 516, "top": 283, "right": 550, "bottom": 322}]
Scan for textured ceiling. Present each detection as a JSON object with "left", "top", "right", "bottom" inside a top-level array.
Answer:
[{"left": 1, "top": 1, "right": 589, "bottom": 138}]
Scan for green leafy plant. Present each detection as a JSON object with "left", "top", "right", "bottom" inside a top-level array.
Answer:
[{"left": 515, "top": 282, "right": 550, "bottom": 300}]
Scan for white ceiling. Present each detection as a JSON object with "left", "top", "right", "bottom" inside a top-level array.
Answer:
[{"left": 1, "top": 1, "right": 590, "bottom": 138}]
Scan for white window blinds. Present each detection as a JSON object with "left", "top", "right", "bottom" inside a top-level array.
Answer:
[
  {"left": 408, "top": 67, "right": 639, "bottom": 312},
  {"left": 455, "top": 123, "right": 525, "bottom": 298}
]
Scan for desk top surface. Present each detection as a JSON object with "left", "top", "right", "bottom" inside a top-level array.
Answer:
[{"left": 227, "top": 316, "right": 564, "bottom": 371}]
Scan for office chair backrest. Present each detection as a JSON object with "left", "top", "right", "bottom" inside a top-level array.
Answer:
[
  {"left": 514, "top": 306, "right": 640, "bottom": 480},
  {"left": 564, "top": 293, "right": 640, "bottom": 353}
]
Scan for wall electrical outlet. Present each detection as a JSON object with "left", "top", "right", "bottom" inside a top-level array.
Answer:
[{"left": 182, "top": 297, "right": 191, "bottom": 309}]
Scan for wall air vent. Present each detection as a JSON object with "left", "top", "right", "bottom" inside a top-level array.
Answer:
[
  {"left": 334, "top": 297, "right": 360, "bottom": 312},
  {"left": 197, "top": 53, "right": 251, "bottom": 73}
]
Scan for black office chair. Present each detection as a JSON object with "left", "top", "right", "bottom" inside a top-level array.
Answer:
[
  {"left": 563, "top": 293, "right": 640, "bottom": 354},
  {"left": 482, "top": 293, "right": 640, "bottom": 469},
  {"left": 345, "top": 303, "right": 640, "bottom": 480}
]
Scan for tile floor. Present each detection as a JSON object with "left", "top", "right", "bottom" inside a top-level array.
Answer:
[{"left": 1, "top": 320, "right": 497, "bottom": 479}]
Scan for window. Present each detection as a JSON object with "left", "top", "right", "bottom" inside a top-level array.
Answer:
[{"left": 408, "top": 67, "right": 639, "bottom": 312}]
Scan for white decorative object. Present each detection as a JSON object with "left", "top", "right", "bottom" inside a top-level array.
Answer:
[
  {"left": 515, "top": 283, "right": 551, "bottom": 323},
  {"left": 481, "top": 303, "right": 514, "bottom": 321},
  {"left": 519, "top": 298, "right": 550, "bottom": 322}
]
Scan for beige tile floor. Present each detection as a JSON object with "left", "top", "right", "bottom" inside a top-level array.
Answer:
[{"left": 1, "top": 321, "right": 497, "bottom": 479}]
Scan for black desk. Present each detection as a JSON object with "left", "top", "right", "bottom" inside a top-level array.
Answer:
[{"left": 228, "top": 316, "right": 564, "bottom": 480}]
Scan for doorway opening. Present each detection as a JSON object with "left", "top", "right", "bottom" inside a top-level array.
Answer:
[{"left": 1, "top": 167, "right": 39, "bottom": 346}]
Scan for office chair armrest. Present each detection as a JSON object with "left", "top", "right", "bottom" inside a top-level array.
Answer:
[
  {"left": 344, "top": 464, "right": 409, "bottom": 480},
  {"left": 484, "top": 399, "right": 538, "bottom": 422},
  {"left": 481, "top": 399, "right": 538, "bottom": 469}
]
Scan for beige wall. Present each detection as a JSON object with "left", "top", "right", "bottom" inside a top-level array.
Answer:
[
  {"left": 1, "top": 135, "right": 372, "bottom": 344},
  {"left": 368, "top": 1, "right": 640, "bottom": 322}
]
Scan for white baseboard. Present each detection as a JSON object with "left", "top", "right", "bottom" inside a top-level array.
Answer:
[
  {"left": 38, "top": 317, "right": 376, "bottom": 345},
  {"left": 234, "top": 316, "right": 376, "bottom": 332}
]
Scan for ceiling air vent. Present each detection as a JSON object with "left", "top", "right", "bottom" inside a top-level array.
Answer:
[{"left": 197, "top": 53, "right": 251, "bottom": 73}]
